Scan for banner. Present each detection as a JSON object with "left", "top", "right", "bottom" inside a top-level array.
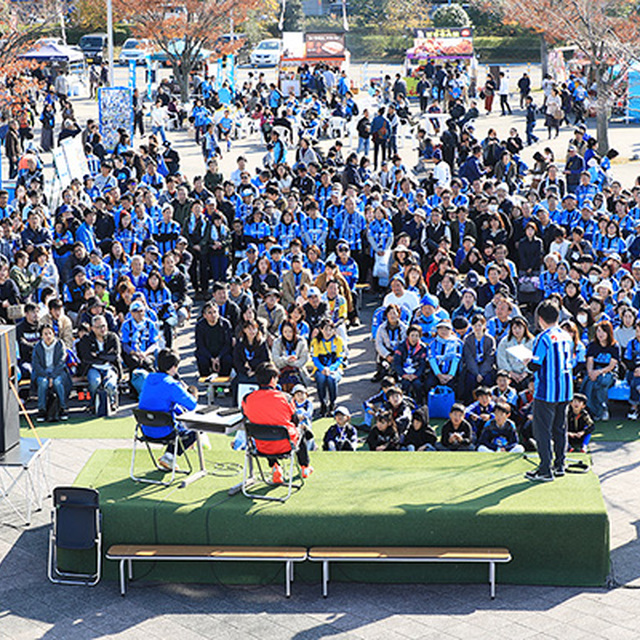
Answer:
[
  {"left": 304, "top": 33, "right": 346, "bottom": 58},
  {"left": 98, "top": 86, "right": 133, "bottom": 153},
  {"left": 409, "top": 27, "right": 473, "bottom": 60}
]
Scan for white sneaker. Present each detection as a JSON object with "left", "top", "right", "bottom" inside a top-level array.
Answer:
[
  {"left": 628, "top": 410, "right": 638, "bottom": 420},
  {"left": 601, "top": 410, "right": 610, "bottom": 421},
  {"left": 158, "top": 452, "right": 177, "bottom": 471},
  {"left": 199, "top": 432, "right": 211, "bottom": 450}
]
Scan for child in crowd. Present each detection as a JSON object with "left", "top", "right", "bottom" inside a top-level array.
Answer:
[
  {"left": 292, "top": 384, "right": 316, "bottom": 451},
  {"left": 465, "top": 387, "right": 495, "bottom": 443},
  {"left": 439, "top": 403, "right": 474, "bottom": 451},
  {"left": 323, "top": 405, "right": 359, "bottom": 451},
  {"left": 566, "top": 393, "right": 594, "bottom": 453},
  {"left": 385, "top": 386, "right": 414, "bottom": 439},
  {"left": 476, "top": 401, "right": 524, "bottom": 453},
  {"left": 366, "top": 410, "right": 400, "bottom": 451},
  {"left": 401, "top": 406, "right": 437, "bottom": 451},
  {"left": 492, "top": 369, "right": 518, "bottom": 412},
  {"left": 362, "top": 376, "right": 395, "bottom": 429}
]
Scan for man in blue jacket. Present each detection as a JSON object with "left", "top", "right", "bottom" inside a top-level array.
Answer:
[{"left": 138, "top": 348, "right": 198, "bottom": 471}]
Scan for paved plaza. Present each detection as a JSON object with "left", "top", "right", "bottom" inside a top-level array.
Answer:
[{"left": 3, "top": 65, "right": 640, "bottom": 639}]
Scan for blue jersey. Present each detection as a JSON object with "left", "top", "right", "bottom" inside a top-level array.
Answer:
[{"left": 531, "top": 326, "right": 573, "bottom": 402}]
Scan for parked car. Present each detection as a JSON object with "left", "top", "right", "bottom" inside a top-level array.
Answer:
[
  {"left": 150, "top": 39, "right": 212, "bottom": 66},
  {"left": 119, "top": 38, "right": 151, "bottom": 65},
  {"left": 250, "top": 39, "right": 283, "bottom": 67},
  {"left": 78, "top": 33, "right": 108, "bottom": 65}
]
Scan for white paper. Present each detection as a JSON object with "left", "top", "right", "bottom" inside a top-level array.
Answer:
[{"left": 506, "top": 344, "right": 533, "bottom": 362}]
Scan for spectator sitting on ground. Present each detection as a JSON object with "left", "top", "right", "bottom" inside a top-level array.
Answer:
[
  {"left": 366, "top": 409, "right": 400, "bottom": 451},
  {"left": 323, "top": 405, "right": 358, "bottom": 451},
  {"left": 476, "top": 401, "right": 524, "bottom": 453},
  {"left": 566, "top": 393, "right": 594, "bottom": 452},
  {"left": 465, "top": 387, "right": 496, "bottom": 444},
  {"left": 439, "top": 403, "right": 474, "bottom": 451},
  {"left": 401, "top": 406, "right": 437, "bottom": 451}
]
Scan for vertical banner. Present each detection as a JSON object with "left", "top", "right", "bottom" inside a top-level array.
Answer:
[
  {"left": 52, "top": 146, "right": 71, "bottom": 188},
  {"left": 98, "top": 86, "right": 134, "bottom": 153},
  {"left": 129, "top": 60, "right": 137, "bottom": 91},
  {"left": 61, "top": 136, "right": 90, "bottom": 182}
]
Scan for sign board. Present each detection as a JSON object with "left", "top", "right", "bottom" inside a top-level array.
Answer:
[
  {"left": 304, "top": 33, "right": 346, "bottom": 58},
  {"left": 408, "top": 27, "right": 473, "bottom": 60},
  {"left": 52, "top": 136, "right": 90, "bottom": 189},
  {"left": 98, "top": 86, "right": 133, "bottom": 153}
]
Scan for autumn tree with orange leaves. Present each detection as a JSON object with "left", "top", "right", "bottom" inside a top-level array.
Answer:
[
  {"left": 0, "top": 0, "right": 63, "bottom": 111},
  {"left": 115, "top": 0, "right": 259, "bottom": 101},
  {"left": 475, "top": 0, "right": 640, "bottom": 154}
]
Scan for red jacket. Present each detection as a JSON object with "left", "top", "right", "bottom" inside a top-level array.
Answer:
[{"left": 242, "top": 387, "right": 298, "bottom": 454}]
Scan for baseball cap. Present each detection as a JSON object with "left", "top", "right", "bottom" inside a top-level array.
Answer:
[
  {"left": 292, "top": 384, "right": 308, "bottom": 395},
  {"left": 130, "top": 300, "right": 145, "bottom": 312},
  {"left": 246, "top": 243, "right": 258, "bottom": 253},
  {"left": 334, "top": 405, "right": 351, "bottom": 417},
  {"left": 307, "top": 286, "right": 321, "bottom": 297},
  {"left": 72, "top": 265, "right": 86, "bottom": 276},
  {"left": 436, "top": 319, "right": 452, "bottom": 330}
]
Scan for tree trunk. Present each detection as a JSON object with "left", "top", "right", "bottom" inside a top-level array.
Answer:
[
  {"left": 540, "top": 34, "right": 548, "bottom": 79},
  {"left": 173, "top": 60, "right": 190, "bottom": 103},
  {"left": 595, "top": 67, "right": 610, "bottom": 156}
]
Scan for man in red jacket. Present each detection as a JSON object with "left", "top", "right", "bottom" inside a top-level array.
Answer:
[{"left": 242, "top": 362, "right": 313, "bottom": 482}]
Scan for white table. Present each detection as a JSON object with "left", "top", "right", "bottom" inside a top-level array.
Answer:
[
  {"left": 177, "top": 407, "right": 244, "bottom": 491},
  {"left": 0, "top": 437, "right": 50, "bottom": 526}
]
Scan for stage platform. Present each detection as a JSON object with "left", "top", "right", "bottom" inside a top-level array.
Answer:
[{"left": 75, "top": 447, "right": 610, "bottom": 587}]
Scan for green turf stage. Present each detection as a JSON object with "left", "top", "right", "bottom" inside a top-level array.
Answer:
[{"left": 75, "top": 446, "right": 609, "bottom": 588}]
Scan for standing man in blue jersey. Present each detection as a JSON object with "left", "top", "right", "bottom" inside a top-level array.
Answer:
[{"left": 525, "top": 300, "right": 574, "bottom": 482}]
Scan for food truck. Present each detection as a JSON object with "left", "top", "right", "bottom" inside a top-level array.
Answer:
[{"left": 279, "top": 32, "right": 351, "bottom": 97}]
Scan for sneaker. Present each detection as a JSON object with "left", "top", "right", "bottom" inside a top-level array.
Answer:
[
  {"left": 36, "top": 411, "right": 46, "bottom": 423},
  {"left": 552, "top": 465, "right": 565, "bottom": 477},
  {"left": 59, "top": 410, "right": 69, "bottom": 421},
  {"left": 628, "top": 410, "right": 638, "bottom": 420},
  {"left": 158, "top": 452, "right": 177, "bottom": 471},
  {"left": 524, "top": 468, "right": 554, "bottom": 482},
  {"left": 272, "top": 464, "right": 283, "bottom": 484},
  {"left": 601, "top": 410, "right": 610, "bottom": 421},
  {"left": 301, "top": 465, "right": 314, "bottom": 479}
]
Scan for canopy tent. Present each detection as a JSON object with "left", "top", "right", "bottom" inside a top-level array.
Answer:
[{"left": 18, "top": 43, "right": 85, "bottom": 64}]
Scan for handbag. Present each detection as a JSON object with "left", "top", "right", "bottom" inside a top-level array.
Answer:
[
  {"left": 373, "top": 250, "right": 391, "bottom": 281},
  {"left": 7, "top": 304, "right": 25, "bottom": 321},
  {"left": 518, "top": 275, "right": 539, "bottom": 294}
]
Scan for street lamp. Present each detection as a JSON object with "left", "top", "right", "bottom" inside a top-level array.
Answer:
[{"left": 106, "top": 0, "right": 114, "bottom": 85}]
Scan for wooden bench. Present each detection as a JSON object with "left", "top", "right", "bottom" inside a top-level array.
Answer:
[
  {"left": 307, "top": 546, "right": 512, "bottom": 599},
  {"left": 106, "top": 544, "right": 308, "bottom": 597},
  {"left": 199, "top": 375, "right": 232, "bottom": 405}
]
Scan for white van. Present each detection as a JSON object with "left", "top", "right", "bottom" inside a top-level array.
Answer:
[{"left": 250, "top": 39, "right": 283, "bottom": 67}]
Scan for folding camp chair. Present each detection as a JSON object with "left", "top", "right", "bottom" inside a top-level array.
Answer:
[
  {"left": 130, "top": 408, "right": 193, "bottom": 486},
  {"left": 242, "top": 423, "right": 303, "bottom": 503},
  {"left": 48, "top": 486, "right": 101, "bottom": 586}
]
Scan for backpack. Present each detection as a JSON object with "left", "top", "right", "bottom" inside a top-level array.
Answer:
[
  {"left": 45, "top": 387, "right": 61, "bottom": 422},
  {"left": 94, "top": 387, "right": 111, "bottom": 418}
]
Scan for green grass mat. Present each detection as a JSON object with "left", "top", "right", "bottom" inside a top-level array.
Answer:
[{"left": 75, "top": 448, "right": 609, "bottom": 587}]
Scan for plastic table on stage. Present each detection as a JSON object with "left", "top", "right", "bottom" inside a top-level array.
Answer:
[
  {"left": 178, "top": 407, "right": 244, "bottom": 492},
  {"left": 0, "top": 437, "right": 51, "bottom": 526}
]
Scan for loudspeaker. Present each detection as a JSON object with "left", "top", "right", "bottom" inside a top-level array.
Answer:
[{"left": 0, "top": 325, "right": 20, "bottom": 453}]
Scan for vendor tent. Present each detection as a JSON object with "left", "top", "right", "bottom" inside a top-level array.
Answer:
[{"left": 18, "top": 43, "right": 85, "bottom": 63}]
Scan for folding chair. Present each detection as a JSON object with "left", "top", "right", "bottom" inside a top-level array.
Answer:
[
  {"left": 130, "top": 408, "right": 193, "bottom": 486},
  {"left": 48, "top": 487, "right": 101, "bottom": 586},
  {"left": 242, "top": 423, "right": 304, "bottom": 503}
]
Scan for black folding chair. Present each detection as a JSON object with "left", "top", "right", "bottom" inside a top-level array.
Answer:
[
  {"left": 48, "top": 487, "right": 101, "bottom": 586},
  {"left": 243, "top": 422, "right": 303, "bottom": 503},
  {"left": 130, "top": 408, "right": 193, "bottom": 486}
]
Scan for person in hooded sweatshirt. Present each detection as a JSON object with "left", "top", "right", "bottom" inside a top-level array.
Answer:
[{"left": 137, "top": 348, "right": 198, "bottom": 471}]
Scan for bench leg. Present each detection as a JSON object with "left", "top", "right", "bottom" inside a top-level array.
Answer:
[
  {"left": 128, "top": 559, "right": 133, "bottom": 580},
  {"left": 322, "top": 561, "right": 329, "bottom": 598},
  {"left": 119, "top": 560, "right": 126, "bottom": 596},
  {"left": 489, "top": 562, "right": 495, "bottom": 599},
  {"left": 285, "top": 561, "right": 291, "bottom": 598}
]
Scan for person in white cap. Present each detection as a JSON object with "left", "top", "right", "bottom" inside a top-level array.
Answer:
[{"left": 322, "top": 406, "right": 358, "bottom": 451}]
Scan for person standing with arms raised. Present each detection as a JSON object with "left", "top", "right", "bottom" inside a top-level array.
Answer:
[{"left": 524, "top": 300, "right": 574, "bottom": 482}]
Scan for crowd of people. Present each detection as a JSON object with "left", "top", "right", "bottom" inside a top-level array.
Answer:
[{"left": 0, "top": 57, "right": 633, "bottom": 475}]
